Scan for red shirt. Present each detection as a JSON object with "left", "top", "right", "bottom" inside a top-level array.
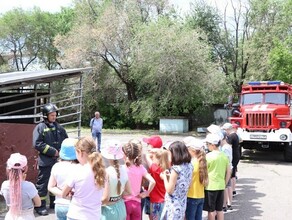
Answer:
[{"left": 149, "top": 163, "right": 166, "bottom": 203}]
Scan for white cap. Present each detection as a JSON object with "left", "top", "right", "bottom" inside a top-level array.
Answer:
[
  {"left": 205, "top": 133, "right": 221, "bottom": 145},
  {"left": 207, "top": 124, "right": 224, "bottom": 140},
  {"left": 222, "top": 123, "right": 233, "bottom": 130},
  {"left": 183, "top": 136, "right": 204, "bottom": 150}
]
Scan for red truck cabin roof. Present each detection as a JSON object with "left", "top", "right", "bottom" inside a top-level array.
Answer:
[{"left": 242, "top": 81, "right": 292, "bottom": 93}]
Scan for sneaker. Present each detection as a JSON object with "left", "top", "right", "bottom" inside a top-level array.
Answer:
[
  {"left": 227, "top": 205, "right": 233, "bottom": 210},
  {"left": 223, "top": 207, "right": 227, "bottom": 212},
  {"left": 36, "top": 209, "right": 49, "bottom": 216},
  {"left": 233, "top": 191, "right": 237, "bottom": 196}
]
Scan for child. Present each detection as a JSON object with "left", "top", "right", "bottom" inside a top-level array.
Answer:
[
  {"left": 220, "top": 132, "right": 233, "bottom": 212},
  {"left": 145, "top": 148, "right": 169, "bottom": 220},
  {"left": 203, "top": 134, "right": 231, "bottom": 220},
  {"left": 61, "top": 136, "right": 107, "bottom": 220},
  {"left": 122, "top": 141, "right": 156, "bottom": 220},
  {"left": 101, "top": 140, "right": 131, "bottom": 220},
  {"left": 48, "top": 138, "right": 79, "bottom": 220},
  {"left": 160, "top": 141, "right": 193, "bottom": 220},
  {"left": 1, "top": 153, "right": 41, "bottom": 220},
  {"left": 183, "top": 137, "right": 209, "bottom": 220}
]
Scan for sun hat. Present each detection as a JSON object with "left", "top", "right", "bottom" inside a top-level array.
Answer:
[
  {"left": 222, "top": 122, "right": 233, "bottom": 130},
  {"left": 142, "top": 135, "right": 163, "bottom": 148},
  {"left": 7, "top": 153, "right": 27, "bottom": 169},
  {"left": 59, "top": 138, "right": 78, "bottom": 160},
  {"left": 232, "top": 123, "right": 239, "bottom": 129},
  {"left": 183, "top": 136, "right": 204, "bottom": 150},
  {"left": 101, "top": 140, "right": 124, "bottom": 160},
  {"left": 205, "top": 133, "right": 221, "bottom": 145}
]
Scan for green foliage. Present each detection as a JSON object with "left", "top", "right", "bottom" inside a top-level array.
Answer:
[{"left": 268, "top": 38, "right": 292, "bottom": 83}]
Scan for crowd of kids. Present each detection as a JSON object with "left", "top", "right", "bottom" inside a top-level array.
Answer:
[{"left": 0, "top": 122, "right": 240, "bottom": 220}]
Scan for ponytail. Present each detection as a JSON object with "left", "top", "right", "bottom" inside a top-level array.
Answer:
[
  {"left": 113, "top": 160, "right": 121, "bottom": 195},
  {"left": 197, "top": 149, "right": 209, "bottom": 187},
  {"left": 88, "top": 152, "right": 106, "bottom": 188},
  {"left": 8, "top": 169, "right": 23, "bottom": 217}
]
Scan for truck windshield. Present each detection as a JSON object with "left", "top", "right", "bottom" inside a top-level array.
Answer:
[
  {"left": 241, "top": 93, "right": 288, "bottom": 105},
  {"left": 265, "top": 93, "right": 288, "bottom": 104},
  {"left": 242, "top": 93, "right": 262, "bottom": 105}
]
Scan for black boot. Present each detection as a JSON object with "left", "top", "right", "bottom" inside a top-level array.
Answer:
[
  {"left": 49, "top": 195, "right": 55, "bottom": 209},
  {"left": 35, "top": 199, "right": 48, "bottom": 216}
]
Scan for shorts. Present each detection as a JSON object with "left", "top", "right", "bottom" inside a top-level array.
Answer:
[
  {"left": 150, "top": 202, "right": 164, "bottom": 220},
  {"left": 203, "top": 190, "right": 224, "bottom": 212},
  {"left": 101, "top": 200, "right": 126, "bottom": 220}
]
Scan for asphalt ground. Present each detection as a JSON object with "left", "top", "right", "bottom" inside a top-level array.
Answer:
[{"left": 1, "top": 131, "right": 292, "bottom": 219}]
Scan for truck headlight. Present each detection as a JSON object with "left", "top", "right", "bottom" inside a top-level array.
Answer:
[
  {"left": 280, "top": 134, "right": 288, "bottom": 140},
  {"left": 280, "top": 121, "right": 287, "bottom": 128}
]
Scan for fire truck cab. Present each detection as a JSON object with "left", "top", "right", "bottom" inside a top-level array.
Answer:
[{"left": 228, "top": 81, "right": 292, "bottom": 162}]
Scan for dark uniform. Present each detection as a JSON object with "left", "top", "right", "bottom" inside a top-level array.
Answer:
[{"left": 33, "top": 103, "right": 68, "bottom": 215}]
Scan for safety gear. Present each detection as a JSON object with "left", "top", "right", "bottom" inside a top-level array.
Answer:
[{"left": 42, "top": 103, "right": 58, "bottom": 117}]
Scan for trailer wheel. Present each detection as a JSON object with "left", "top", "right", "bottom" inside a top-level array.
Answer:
[{"left": 284, "top": 143, "right": 292, "bottom": 162}]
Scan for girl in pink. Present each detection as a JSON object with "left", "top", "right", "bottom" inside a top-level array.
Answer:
[
  {"left": 122, "top": 142, "right": 156, "bottom": 220},
  {"left": 62, "top": 137, "right": 107, "bottom": 220},
  {"left": 1, "top": 153, "right": 41, "bottom": 220}
]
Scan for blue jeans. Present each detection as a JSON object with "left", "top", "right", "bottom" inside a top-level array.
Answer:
[
  {"left": 185, "top": 198, "right": 204, "bottom": 220},
  {"left": 92, "top": 132, "right": 101, "bottom": 152}
]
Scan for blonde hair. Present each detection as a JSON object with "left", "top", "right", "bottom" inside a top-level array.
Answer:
[
  {"left": 196, "top": 149, "right": 209, "bottom": 187},
  {"left": 122, "top": 142, "right": 142, "bottom": 167},
  {"left": 76, "top": 137, "right": 106, "bottom": 188},
  {"left": 153, "top": 149, "right": 169, "bottom": 171}
]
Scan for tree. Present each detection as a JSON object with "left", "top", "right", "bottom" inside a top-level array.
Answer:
[
  {"left": 186, "top": 0, "right": 251, "bottom": 93},
  {"left": 56, "top": 0, "right": 227, "bottom": 125},
  {"left": 0, "top": 8, "right": 69, "bottom": 72}
]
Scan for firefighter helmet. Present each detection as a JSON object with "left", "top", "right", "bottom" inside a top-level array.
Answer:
[{"left": 42, "top": 103, "right": 58, "bottom": 117}]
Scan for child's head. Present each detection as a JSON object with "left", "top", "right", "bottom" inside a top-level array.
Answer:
[
  {"left": 142, "top": 135, "right": 163, "bottom": 149},
  {"left": 6, "top": 153, "right": 28, "bottom": 216},
  {"left": 168, "top": 141, "right": 191, "bottom": 165},
  {"left": 183, "top": 136, "right": 204, "bottom": 157},
  {"left": 101, "top": 140, "right": 124, "bottom": 194},
  {"left": 76, "top": 137, "right": 106, "bottom": 188},
  {"left": 152, "top": 149, "right": 170, "bottom": 171},
  {"left": 122, "top": 142, "right": 142, "bottom": 167},
  {"left": 60, "top": 138, "right": 78, "bottom": 162}
]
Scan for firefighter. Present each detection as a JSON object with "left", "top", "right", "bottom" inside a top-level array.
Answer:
[{"left": 32, "top": 103, "right": 68, "bottom": 216}]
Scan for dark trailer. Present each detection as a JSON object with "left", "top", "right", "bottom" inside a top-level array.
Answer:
[{"left": 0, "top": 68, "right": 91, "bottom": 184}]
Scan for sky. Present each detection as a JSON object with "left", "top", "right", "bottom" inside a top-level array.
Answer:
[
  {"left": 0, "top": 0, "right": 194, "bottom": 14},
  {"left": 0, "top": 0, "right": 237, "bottom": 16}
]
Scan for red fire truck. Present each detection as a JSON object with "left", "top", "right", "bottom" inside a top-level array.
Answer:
[{"left": 227, "top": 81, "right": 292, "bottom": 162}]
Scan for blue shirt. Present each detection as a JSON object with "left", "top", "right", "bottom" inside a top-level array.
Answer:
[{"left": 90, "top": 118, "right": 103, "bottom": 133}]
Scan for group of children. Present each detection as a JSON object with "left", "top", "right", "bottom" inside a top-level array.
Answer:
[{"left": 0, "top": 123, "right": 239, "bottom": 220}]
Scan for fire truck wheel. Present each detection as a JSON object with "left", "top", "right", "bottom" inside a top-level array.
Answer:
[{"left": 284, "top": 144, "right": 292, "bottom": 162}]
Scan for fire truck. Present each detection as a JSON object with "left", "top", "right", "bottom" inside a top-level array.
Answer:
[{"left": 227, "top": 81, "right": 292, "bottom": 162}]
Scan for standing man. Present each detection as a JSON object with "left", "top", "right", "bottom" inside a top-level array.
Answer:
[
  {"left": 33, "top": 103, "right": 68, "bottom": 216},
  {"left": 90, "top": 111, "right": 103, "bottom": 152}
]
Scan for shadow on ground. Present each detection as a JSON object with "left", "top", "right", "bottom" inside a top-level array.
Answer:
[{"left": 224, "top": 177, "right": 265, "bottom": 220}]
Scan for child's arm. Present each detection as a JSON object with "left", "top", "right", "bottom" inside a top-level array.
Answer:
[
  {"left": 123, "top": 180, "right": 132, "bottom": 196},
  {"left": 101, "top": 174, "right": 109, "bottom": 204},
  {"left": 139, "top": 173, "right": 156, "bottom": 198},
  {"left": 145, "top": 151, "right": 153, "bottom": 168},
  {"left": 162, "top": 169, "right": 178, "bottom": 195},
  {"left": 61, "top": 184, "right": 73, "bottom": 199},
  {"left": 48, "top": 174, "right": 62, "bottom": 197},
  {"left": 32, "top": 194, "right": 41, "bottom": 207}
]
